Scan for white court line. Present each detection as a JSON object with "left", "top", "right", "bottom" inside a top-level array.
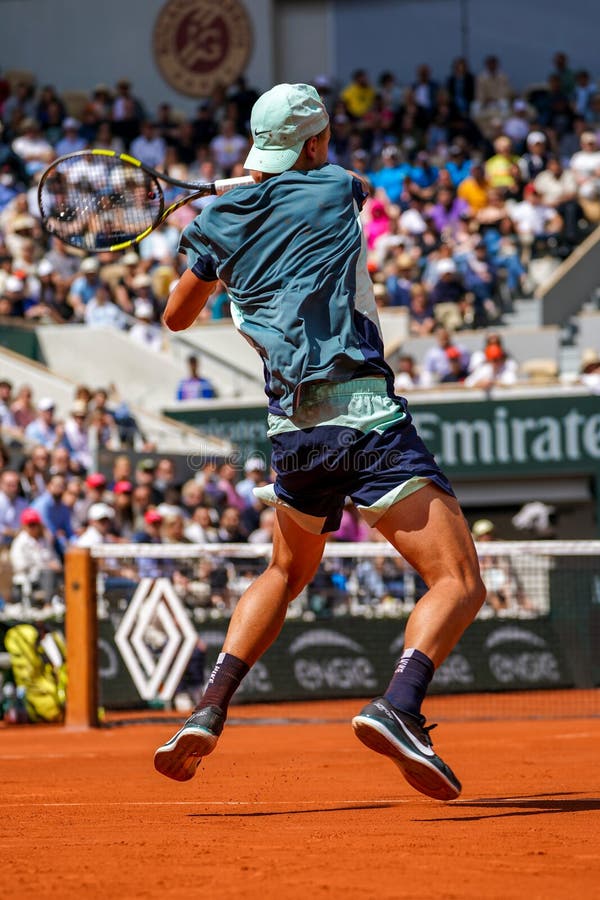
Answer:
[{"left": 0, "top": 799, "right": 409, "bottom": 808}]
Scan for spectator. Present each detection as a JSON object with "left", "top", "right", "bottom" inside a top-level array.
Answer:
[
  {"left": 67, "top": 257, "right": 103, "bottom": 319},
  {"left": 474, "top": 55, "right": 512, "bottom": 118},
  {"left": 446, "top": 58, "right": 475, "bottom": 117},
  {"left": 0, "top": 469, "right": 28, "bottom": 545},
  {"left": 76, "top": 501, "right": 115, "bottom": 547},
  {"left": 577, "top": 348, "right": 600, "bottom": 393},
  {"left": 130, "top": 120, "right": 167, "bottom": 169},
  {"left": 369, "top": 145, "right": 409, "bottom": 204},
  {"left": 341, "top": 69, "right": 376, "bottom": 120},
  {"left": 519, "top": 132, "right": 549, "bottom": 182},
  {"left": 421, "top": 326, "right": 470, "bottom": 387},
  {"left": 408, "top": 283, "right": 435, "bottom": 336},
  {"left": 440, "top": 345, "right": 469, "bottom": 383},
  {"left": 429, "top": 258, "right": 468, "bottom": 331},
  {"left": 485, "top": 136, "right": 520, "bottom": 192},
  {"left": 128, "top": 299, "right": 163, "bottom": 351},
  {"left": 209, "top": 119, "right": 248, "bottom": 177},
  {"left": 508, "top": 183, "right": 563, "bottom": 253},
  {"left": 471, "top": 518, "right": 532, "bottom": 614},
  {"left": 54, "top": 117, "right": 87, "bottom": 156},
  {"left": 457, "top": 162, "right": 489, "bottom": 213},
  {"left": 31, "top": 472, "right": 74, "bottom": 553},
  {"left": 176, "top": 355, "right": 216, "bottom": 400},
  {"left": 11, "top": 117, "right": 54, "bottom": 176},
  {"left": 465, "top": 341, "right": 519, "bottom": 388},
  {"left": 84, "top": 282, "right": 126, "bottom": 328},
  {"left": 111, "top": 480, "right": 135, "bottom": 539},
  {"left": 393, "top": 354, "right": 420, "bottom": 392},
  {"left": 184, "top": 505, "right": 219, "bottom": 543},
  {"left": 9, "top": 507, "right": 61, "bottom": 605},
  {"left": 235, "top": 457, "right": 267, "bottom": 509},
  {"left": 10, "top": 384, "right": 36, "bottom": 431},
  {"left": 24, "top": 397, "right": 67, "bottom": 451},
  {"left": 217, "top": 505, "right": 247, "bottom": 542},
  {"left": 569, "top": 130, "right": 600, "bottom": 200}
]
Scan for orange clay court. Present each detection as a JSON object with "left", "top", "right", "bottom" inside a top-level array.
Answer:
[{"left": 1, "top": 692, "right": 599, "bottom": 900}]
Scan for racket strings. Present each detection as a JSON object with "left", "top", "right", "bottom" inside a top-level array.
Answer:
[{"left": 39, "top": 154, "right": 163, "bottom": 251}]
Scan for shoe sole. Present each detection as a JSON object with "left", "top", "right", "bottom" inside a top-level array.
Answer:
[
  {"left": 351, "top": 715, "right": 460, "bottom": 801},
  {"left": 154, "top": 726, "right": 219, "bottom": 782}
]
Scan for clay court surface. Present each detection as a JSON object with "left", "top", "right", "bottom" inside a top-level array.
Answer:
[{"left": 1, "top": 694, "right": 599, "bottom": 899}]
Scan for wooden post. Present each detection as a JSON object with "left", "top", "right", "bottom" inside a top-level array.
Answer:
[{"left": 65, "top": 547, "right": 99, "bottom": 728}]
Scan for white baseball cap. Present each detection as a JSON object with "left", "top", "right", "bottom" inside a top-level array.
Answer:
[
  {"left": 88, "top": 502, "right": 115, "bottom": 521},
  {"left": 244, "top": 83, "right": 329, "bottom": 174}
]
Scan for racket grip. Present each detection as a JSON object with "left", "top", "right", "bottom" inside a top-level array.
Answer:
[{"left": 214, "top": 175, "right": 254, "bottom": 194}]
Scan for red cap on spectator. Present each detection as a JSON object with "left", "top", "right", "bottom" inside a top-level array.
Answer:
[
  {"left": 113, "top": 480, "right": 133, "bottom": 494},
  {"left": 21, "top": 508, "right": 42, "bottom": 526},
  {"left": 523, "top": 183, "right": 539, "bottom": 198},
  {"left": 86, "top": 473, "right": 106, "bottom": 489},
  {"left": 144, "top": 509, "right": 162, "bottom": 525},
  {"left": 446, "top": 346, "right": 461, "bottom": 360},
  {"left": 485, "top": 344, "right": 505, "bottom": 361}
]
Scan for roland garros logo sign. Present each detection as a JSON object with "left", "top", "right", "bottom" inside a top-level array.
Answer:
[{"left": 153, "top": 0, "right": 253, "bottom": 97}]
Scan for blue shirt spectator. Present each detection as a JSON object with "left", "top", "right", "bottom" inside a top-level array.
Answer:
[
  {"left": 176, "top": 355, "right": 216, "bottom": 400},
  {"left": 32, "top": 474, "right": 74, "bottom": 550}
]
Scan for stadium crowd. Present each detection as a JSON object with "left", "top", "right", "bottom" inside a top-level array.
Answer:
[{"left": 0, "top": 53, "right": 598, "bottom": 621}]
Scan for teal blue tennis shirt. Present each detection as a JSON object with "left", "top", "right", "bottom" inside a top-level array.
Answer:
[{"left": 179, "top": 164, "right": 394, "bottom": 416}]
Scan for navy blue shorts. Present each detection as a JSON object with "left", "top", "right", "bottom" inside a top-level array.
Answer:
[{"left": 253, "top": 377, "right": 454, "bottom": 535}]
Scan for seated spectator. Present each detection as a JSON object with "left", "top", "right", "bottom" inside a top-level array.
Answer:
[
  {"left": 235, "top": 457, "right": 268, "bottom": 509},
  {"left": 0, "top": 378, "right": 22, "bottom": 441},
  {"left": 519, "top": 132, "right": 549, "bottom": 182},
  {"left": 24, "top": 397, "right": 67, "bottom": 452},
  {"left": 84, "top": 283, "right": 126, "bottom": 328},
  {"left": 429, "top": 258, "right": 467, "bottom": 331},
  {"left": 421, "top": 325, "right": 471, "bottom": 387},
  {"left": 111, "top": 480, "right": 135, "bottom": 539},
  {"left": 369, "top": 145, "right": 410, "bottom": 204},
  {"left": 364, "top": 197, "right": 392, "bottom": 251},
  {"left": 54, "top": 117, "right": 87, "bottom": 156},
  {"left": 428, "top": 186, "right": 470, "bottom": 237},
  {"left": 0, "top": 469, "right": 28, "bottom": 545},
  {"left": 76, "top": 501, "right": 116, "bottom": 547},
  {"left": 32, "top": 472, "right": 74, "bottom": 555},
  {"left": 9, "top": 507, "right": 61, "bottom": 606},
  {"left": 393, "top": 354, "right": 419, "bottom": 392},
  {"left": 471, "top": 518, "right": 532, "bottom": 615},
  {"left": 440, "top": 345, "right": 469, "bottom": 383},
  {"left": 459, "top": 238, "right": 499, "bottom": 325},
  {"left": 484, "top": 135, "right": 521, "bottom": 193},
  {"left": 508, "top": 183, "right": 563, "bottom": 255},
  {"left": 130, "top": 120, "right": 167, "bottom": 169},
  {"left": 502, "top": 99, "right": 532, "bottom": 152},
  {"left": 184, "top": 505, "right": 219, "bottom": 543},
  {"left": 569, "top": 130, "right": 600, "bottom": 200},
  {"left": 67, "top": 257, "right": 103, "bottom": 319},
  {"left": 209, "top": 119, "right": 248, "bottom": 177},
  {"left": 217, "top": 505, "right": 247, "bottom": 542},
  {"left": 248, "top": 507, "right": 276, "bottom": 544},
  {"left": 445, "top": 143, "right": 473, "bottom": 186},
  {"left": 534, "top": 155, "right": 582, "bottom": 246},
  {"left": 465, "top": 341, "right": 519, "bottom": 388},
  {"left": 473, "top": 55, "right": 512, "bottom": 120},
  {"left": 176, "top": 355, "right": 216, "bottom": 400},
  {"left": 341, "top": 69, "right": 376, "bottom": 120},
  {"left": 408, "top": 282, "right": 435, "bottom": 336},
  {"left": 11, "top": 117, "right": 54, "bottom": 176},
  {"left": 128, "top": 299, "right": 163, "bottom": 351},
  {"left": 10, "top": 384, "right": 36, "bottom": 431}
]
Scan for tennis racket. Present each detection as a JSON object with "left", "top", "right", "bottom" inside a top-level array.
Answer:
[{"left": 38, "top": 149, "right": 253, "bottom": 253}]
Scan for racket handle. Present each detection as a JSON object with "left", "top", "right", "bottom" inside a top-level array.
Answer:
[{"left": 213, "top": 175, "right": 254, "bottom": 194}]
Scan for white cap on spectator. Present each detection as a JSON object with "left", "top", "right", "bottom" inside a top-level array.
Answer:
[
  {"left": 81, "top": 257, "right": 100, "bottom": 274},
  {"left": 63, "top": 117, "right": 80, "bottom": 130},
  {"left": 88, "top": 502, "right": 115, "bottom": 521},
  {"left": 5, "top": 275, "right": 24, "bottom": 293},
  {"left": 134, "top": 299, "right": 154, "bottom": 319},
  {"left": 37, "top": 259, "right": 54, "bottom": 277},
  {"left": 244, "top": 456, "right": 266, "bottom": 473},
  {"left": 527, "top": 131, "right": 546, "bottom": 147},
  {"left": 513, "top": 99, "right": 528, "bottom": 112},
  {"left": 38, "top": 397, "right": 55, "bottom": 411},
  {"left": 122, "top": 251, "right": 139, "bottom": 265},
  {"left": 437, "top": 259, "right": 457, "bottom": 277}
]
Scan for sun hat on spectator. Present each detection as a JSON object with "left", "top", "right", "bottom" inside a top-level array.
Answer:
[
  {"left": 526, "top": 131, "right": 546, "bottom": 147},
  {"left": 144, "top": 508, "right": 163, "bottom": 525},
  {"left": 88, "top": 502, "right": 115, "bottom": 521},
  {"left": 137, "top": 457, "right": 156, "bottom": 472},
  {"left": 471, "top": 519, "right": 495, "bottom": 538},
  {"left": 37, "top": 259, "right": 54, "bottom": 277},
  {"left": 113, "top": 480, "right": 133, "bottom": 494},
  {"left": 5, "top": 275, "right": 24, "bottom": 293},
  {"left": 244, "top": 83, "right": 329, "bottom": 174},
  {"left": 80, "top": 257, "right": 100, "bottom": 274},
  {"left": 134, "top": 299, "right": 154, "bottom": 319},
  {"left": 85, "top": 472, "right": 106, "bottom": 489},
  {"left": 21, "top": 508, "right": 42, "bottom": 526},
  {"left": 132, "top": 273, "right": 152, "bottom": 290},
  {"left": 12, "top": 214, "right": 35, "bottom": 232},
  {"left": 437, "top": 259, "right": 457, "bottom": 277},
  {"left": 38, "top": 397, "right": 55, "bottom": 412},
  {"left": 244, "top": 456, "right": 266, "bottom": 473}
]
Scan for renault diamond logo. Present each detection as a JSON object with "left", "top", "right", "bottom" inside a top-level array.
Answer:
[{"left": 115, "top": 577, "right": 198, "bottom": 701}]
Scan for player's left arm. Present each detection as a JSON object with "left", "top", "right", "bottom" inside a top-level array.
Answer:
[{"left": 163, "top": 269, "right": 216, "bottom": 331}]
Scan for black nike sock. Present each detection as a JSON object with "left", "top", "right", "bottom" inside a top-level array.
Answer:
[
  {"left": 197, "top": 652, "right": 250, "bottom": 716},
  {"left": 383, "top": 648, "right": 434, "bottom": 719}
]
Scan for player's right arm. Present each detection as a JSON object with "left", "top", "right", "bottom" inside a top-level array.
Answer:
[{"left": 162, "top": 269, "right": 216, "bottom": 331}]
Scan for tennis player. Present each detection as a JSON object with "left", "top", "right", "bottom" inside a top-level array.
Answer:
[{"left": 154, "top": 83, "right": 485, "bottom": 800}]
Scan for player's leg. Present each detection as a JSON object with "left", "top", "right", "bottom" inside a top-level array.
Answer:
[
  {"left": 154, "top": 510, "right": 327, "bottom": 781},
  {"left": 352, "top": 482, "right": 485, "bottom": 800}
]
